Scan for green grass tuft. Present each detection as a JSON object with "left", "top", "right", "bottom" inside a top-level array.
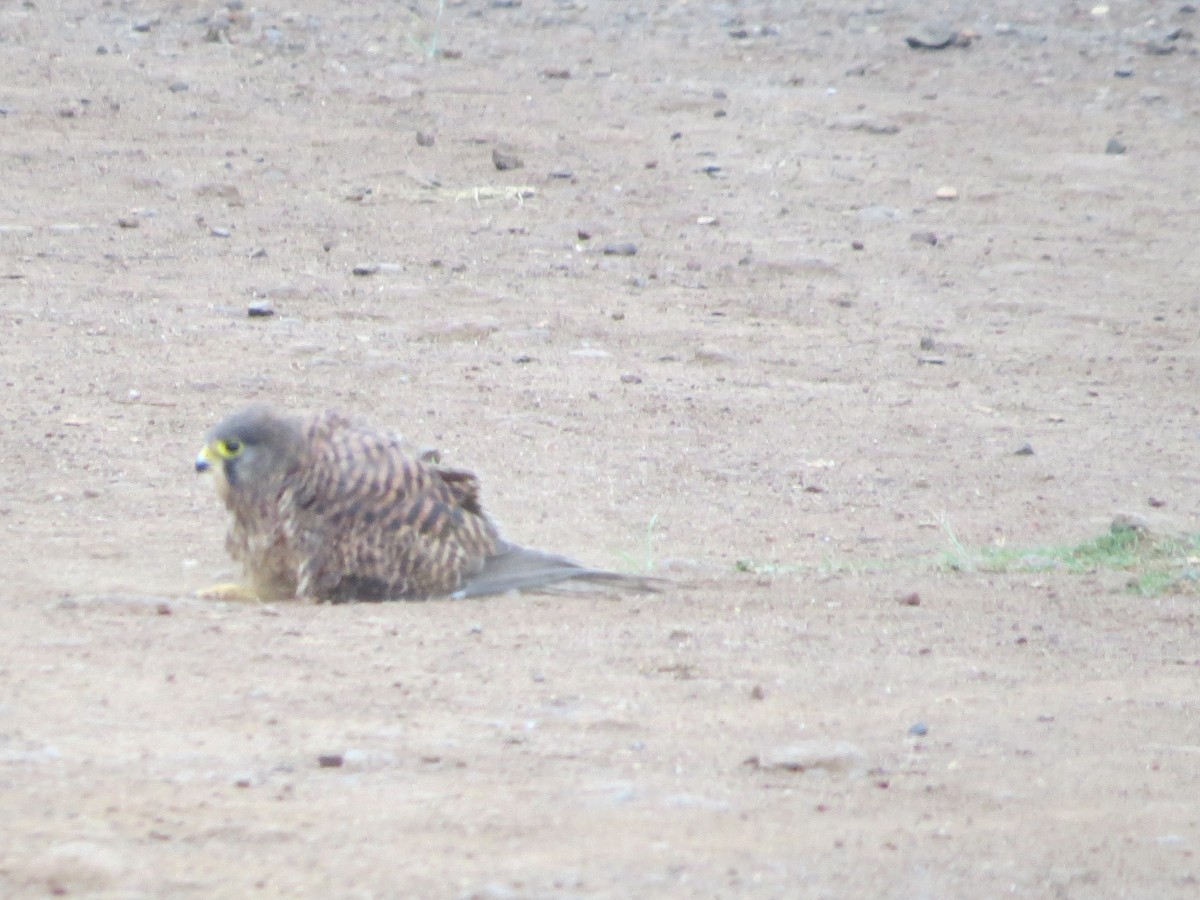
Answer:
[
  {"left": 939, "top": 520, "right": 1149, "bottom": 574},
  {"left": 737, "top": 522, "right": 1200, "bottom": 597},
  {"left": 403, "top": 0, "right": 446, "bottom": 59},
  {"left": 617, "top": 514, "right": 661, "bottom": 575}
]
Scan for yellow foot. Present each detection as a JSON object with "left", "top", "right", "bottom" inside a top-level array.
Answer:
[{"left": 195, "top": 582, "right": 261, "bottom": 602}]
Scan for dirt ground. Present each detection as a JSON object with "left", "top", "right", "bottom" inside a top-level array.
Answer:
[{"left": 2, "top": 0, "right": 1199, "bottom": 896}]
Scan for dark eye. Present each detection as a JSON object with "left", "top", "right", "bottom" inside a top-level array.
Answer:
[{"left": 222, "top": 439, "right": 242, "bottom": 455}]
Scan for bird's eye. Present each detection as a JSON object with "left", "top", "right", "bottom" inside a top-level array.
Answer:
[{"left": 219, "top": 439, "right": 243, "bottom": 457}]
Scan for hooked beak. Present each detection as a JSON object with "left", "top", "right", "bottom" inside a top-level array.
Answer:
[{"left": 195, "top": 443, "right": 218, "bottom": 473}]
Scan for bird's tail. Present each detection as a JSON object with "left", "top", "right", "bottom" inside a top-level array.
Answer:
[{"left": 453, "top": 542, "right": 663, "bottom": 599}]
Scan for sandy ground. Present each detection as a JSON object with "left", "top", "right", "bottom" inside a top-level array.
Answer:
[{"left": 2, "top": 1, "right": 1200, "bottom": 896}]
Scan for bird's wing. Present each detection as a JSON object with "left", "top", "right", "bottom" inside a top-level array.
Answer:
[{"left": 285, "top": 413, "right": 499, "bottom": 600}]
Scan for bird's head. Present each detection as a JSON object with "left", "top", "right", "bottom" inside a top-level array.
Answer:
[{"left": 196, "top": 405, "right": 302, "bottom": 503}]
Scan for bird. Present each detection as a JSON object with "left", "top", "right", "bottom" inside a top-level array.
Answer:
[{"left": 194, "top": 405, "right": 660, "bottom": 603}]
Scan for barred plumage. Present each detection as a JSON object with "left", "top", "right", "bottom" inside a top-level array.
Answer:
[{"left": 195, "top": 405, "right": 658, "bottom": 602}]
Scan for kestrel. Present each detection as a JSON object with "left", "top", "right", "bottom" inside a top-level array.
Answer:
[{"left": 194, "top": 405, "right": 658, "bottom": 602}]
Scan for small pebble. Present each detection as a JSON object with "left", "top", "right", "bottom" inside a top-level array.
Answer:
[
  {"left": 693, "top": 346, "right": 735, "bottom": 365},
  {"left": 696, "top": 216, "right": 718, "bottom": 226},
  {"left": 205, "top": 16, "right": 231, "bottom": 42},
  {"left": 1114, "top": 66, "right": 1134, "bottom": 78},
  {"left": 620, "top": 373, "right": 643, "bottom": 384},
  {"left": 415, "top": 131, "right": 435, "bottom": 147},
  {"left": 908, "top": 721, "right": 929, "bottom": 736},
  {"left": 1014, "top": 442, "right": 1035, "bottom": 456},
  {"left": 935, "top": 186, "right": 958, "bottom": 200},
  {"left": 746, "top": 741, "right": 865, "bottom": 775},
  {"left": 1111, "top": 513, "right": 1150, "bottom": 535},
  {"left": 352, "top": 263, "right": 380, "bottom": 276},
  {"left": 210, "top": 226, "right": 231, "bottom": 238},
  {"left": 851, "top": 240, "right": 864, "bottom": 250},
  {"left": 116, "top": 216, "right": 139, "bottom": 229},
  {"left": 168, "top": 81, "right": 189, "bottom": 93},
  {"left": 602, "top": 241, "right": 638, "bottom": 256},
  {"left": 1148, "top": 496, "right": 1166, "bottom": 508},
  {"left": 541, "top": 67, "right": 571, "bottom": 79},
  {"left": 549, "top": 168, "right": 574, "bottom": 179},
  {"left": 247, "top": 302, "right": 275, "bottom": 318},
  {"left": 1105, "top": 137, "right": 1126, "bottom": 155},
  {"left": 906, "top": 22, "right": 959, "bottom": 49},
  {"left": 492, "top": 148, "right": 523, "bottom": 171},
  {"left": 898, "top": 592, "right": 921, "bottom": 607},
  {"left": 750, "top": 684, "right": 766, "bottom": 700},
  {"left": 910, "top": 231, "right": 939, "bottom": 246},
  {"left": 919, "top": 336, "right": 936, "bottom": 351},
  {"left": 317, "top": 753, "right": 344, "bottom": 768},
  {"left": 831, "top": 115, "right": 900, "bottom": 135}
]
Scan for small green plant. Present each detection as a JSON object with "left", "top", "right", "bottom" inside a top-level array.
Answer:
[
  {"left": 734, "top": 555, "right": 905, "bottom": 578},
  {"left": 617, "top": 514, "right": 660, "bottom": 575},
  {"left": 736, "top": 521, "right": 1200, "bottom": 597},
  {"left": 937, "top": 521, "right": 1200, "bottom": 587},
  {"left": 937, "top": 518, "right": 1149, "bottom": 574},
  {"left": 403, "top": 0, "right": 446, "bottom": 59}
]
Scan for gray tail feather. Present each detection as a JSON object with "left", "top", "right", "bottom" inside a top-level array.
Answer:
[{"left": 453, "top": 542, "right": 664, "bottom": 599}]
